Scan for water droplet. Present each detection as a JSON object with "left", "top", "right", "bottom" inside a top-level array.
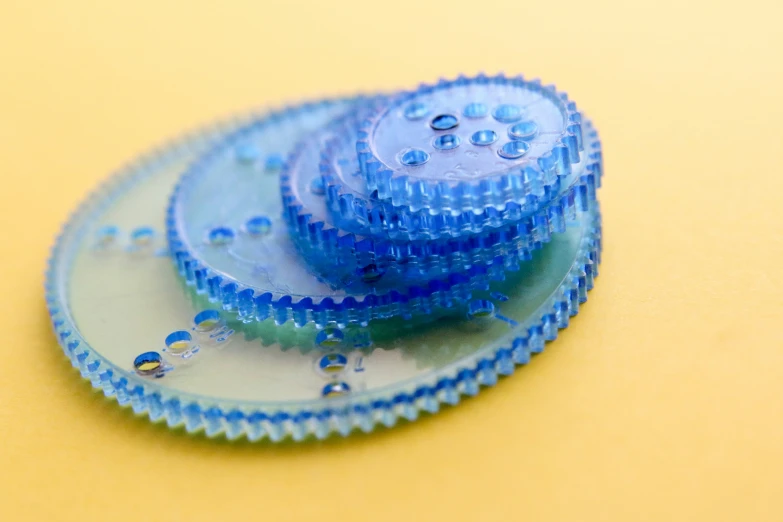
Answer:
[
  {"left": 310, "top": 176, "right": 326, "bottom": 195},
  {"left": 432, "top": 134, "right": 461, "bottom": 151},
  {"left": 264, "top": 154, "right": 284, "bottom": 172},
  {"left": 498, "top": 140, "right": 531, "bottom": 159},
  {"left": 206, "top": 226, "right": 235, "bottom": 246},
  {"left": 399, "top": 148, "right": 430, "bottom": 167},
  {"left": 244, "top": 215, "right": 272, "bottom": 236},
  {"left": 321, "top": 381, "right": 351, "bottom": 398},
  {"left": 96, "top": 225, "right": 119, "bottom": 246},
  {"left": 492, "top": 104, "right": 522, "bottom": 123},
  {"left": 508, "top": 121, "right": 538, "bottom": 140},
  {"left": 194, "top": 310, "right": 221, "bottom": 332},
  {"left": 463, "top": 102, "right": 488, "bottom": 119},
  {"left": 134, "top": 351, "right": 163, "bottom": 375},
  {"left": 235, "top": 143, "right": 260, "bottom": 164},
  {"left": 467, "top": 299, "right": 496, "bottom": 320},
  {"left": 130, "top": 226, "right": 155, "bottom": 247},
  {"left": 165, "top": 330, "right": 193, "bottom": 354},
  {"left": 318, "top": 353, "right": 348, "bottom": 374},
  {"left": 404, "top": 102, "right": 429, "bottom": 120},
  {"left": 430, "top": 114, "right": 459, "bottom": 131},
  {"left": 360, "top": 264, "right": 384, "bottom": 284},
  {"left": 316, "top": 327, "right": 345, "bottom": 348},
  {"left": 470, "top": 130, "right": 498, "bottom": 146}
]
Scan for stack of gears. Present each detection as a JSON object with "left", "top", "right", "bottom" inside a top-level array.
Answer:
[{"left": 47, "top": 74, "right": 603, "bottom": 441}]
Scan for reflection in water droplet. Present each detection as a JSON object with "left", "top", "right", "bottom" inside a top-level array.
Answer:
[
  {"left": 470, "top": 130, "right": 498, "bottom": 146},
  {"left": 235, "top": 143, "right": 260, "bottom": 164},
  {"left": 508, "top": 121, "right": 538, "bottom": 140},
  {"left": 318, "top": 353, "right": 348, "bottom": 374},
  {"left": 463, "top": 102, "right": 488, "bottom": 119},
  {"left": 321, "top": 381, "right": 351, "bottom": 398},
  {"left": 432, "top": 134, "right": 461, "bottom": 151},
  {"left": 194, "top": 310, "right": 221, "bottom": 332},
  {"left": 498, "top": 140, "right": 531, "bottom": 159},
  {"left": 96, "top": 225, "right": 119, "bottom": 246},
  {"left": 430, "top": 114, "right": 459, "bottom": 131},
  {"left": 492, "top": 104, "right": 522, "bottom": 123},
  {"left": 264, "top": 154, "right": 284, "bottom": 172},
  {"left": 244, "top": 216, "right": 272, "bottom": 236},
  {"left": 467, "top": 299, "right": 496, "bottom": 320},
  {"left": 134, "top": 351, "right": 163, "bottom": 375},
  {"left": 404, "top": 102, "right": 429, "bottom": 120},
  {"left": 165, "top": 330, "right": 193, "bottom": 354},
  {"left": 206, "top": 226, "right": 235, "bottom": 246},
  {"left": 316, "top": 327, "right": 345, "bottom": 348},
  {"left": 400, "top": 149, "right": 430, "bottom": 167},
  {"left": 130, "top": 226, "right": 155, "bottom": 247}
]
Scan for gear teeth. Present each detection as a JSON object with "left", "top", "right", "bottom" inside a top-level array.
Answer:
[
  {"left": 281, "top": 112, "right": 591, "bottom": 290},
  {"left": 47, "top": 78, "right": 605, "bottom": 442},
  {"left": 166, "top": 98, "right": 399, "bottom": 329},
  {"left": 356, "top": 73, "right": 583, "bottom": 215},
  {"left": 284, "top": 107, "right": 601, "bottom": 279},
  {"left": 167, "top": 98, "right": 568, "bottom": 328},
  {"left": 48, "top": 150, "right": 601, "bottom": 441},
  {"left": 325, "top": 105, "right": 600, "bottom": 240}
]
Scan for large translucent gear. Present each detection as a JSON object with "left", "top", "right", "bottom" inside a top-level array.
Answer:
[
  {"left": 356, "top": 73, "right": 584, "bottom": 215},
  {"left": 45, "top": 98, "right": 603, "bottom": 439}
]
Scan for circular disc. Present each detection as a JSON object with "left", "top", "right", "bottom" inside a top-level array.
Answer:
[
  {"left": 47, "top": 102, "right": 602, "bottom": 442},
  {"left": 324, "top": 109, "right": 601, "bottom": 241},
  {"left": 358, "top": 74, "right": 583, "bottom": 214}
]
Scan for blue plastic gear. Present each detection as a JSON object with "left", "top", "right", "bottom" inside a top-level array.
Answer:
[
  {"left": 323, "top": 106, "right": 601, "bottom": 241},
  {"left": 281, "top": 111, "right": 552, "bottom": 286},
  {"left": 171, "top": 99, "right": 569, "bottom": 328},
  {"left": 283, "top": 110, "right": 600, "bottom": 287},
  {"left": 356, "top": 74, "right": 584, "bottom": 215},
  {"left": 45, "top": 102, "right": 603, "bottom": 440}
]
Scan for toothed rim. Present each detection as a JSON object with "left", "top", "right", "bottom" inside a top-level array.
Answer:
[
  {"left": 170, "top": 99, "right": 577, "bottom": 328},
  {"left": 324, "top": 111, "right": 601, "bottom": 240},
  {"left": 357, "top": 73, "right": 584, "bottom": 214},
  {"left": 283, "top": 108, "right": 601, "bottom": 288},
  {"left": 167, "top": 98, "right": 376, "bottom": 328},
  {"left": 45, "top": 98, "right": 603, "bottom": 441}
]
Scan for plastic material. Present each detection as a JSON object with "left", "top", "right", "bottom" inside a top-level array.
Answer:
[
  {"left": 323, "top": 108, "right": 602, "bottom": 241},
  {"left": 169, "top": 101, "right": 591, "bottom": 327},
  {"left": 47, "top": 67, "right": 605, "bottom": 442},
  {"left": 46, "top": 101, "right": 602, "bottom": 441},
  {"left": 357, "top": 74, "right": 584, "bottom": 215}
]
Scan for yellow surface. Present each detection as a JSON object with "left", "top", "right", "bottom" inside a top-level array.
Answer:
[{"left": 1, "top": 1, "right": 782, "bottom": 520}]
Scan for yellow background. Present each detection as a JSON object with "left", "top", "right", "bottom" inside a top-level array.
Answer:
[{"left": 2, "top": 1, "right": 782, "bottom": 520}]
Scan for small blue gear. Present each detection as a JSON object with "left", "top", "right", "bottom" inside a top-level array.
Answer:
[
  {"left": 282, "top": 107, "right": 600, "bottom": 287},
  {"left": 323, "top": 106, "right": 601, "bottom": 240},
  {"left": 281, "top": 107, "right": 551, "bottom": 282},
  {"left": 356, "top": 74, "right": 583, "bottom": 215},
  {"left": 45, "top": 99, "right": 603, "bottom": 440}
]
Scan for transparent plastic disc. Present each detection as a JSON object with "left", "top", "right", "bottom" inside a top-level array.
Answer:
[{"left": 47, "top": 108, "right": 601, "bottom": 442}]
